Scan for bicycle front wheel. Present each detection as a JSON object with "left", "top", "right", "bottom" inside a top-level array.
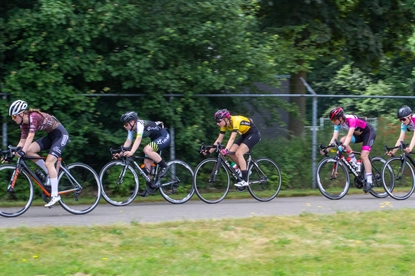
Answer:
[
  {"left": 247, "top": 158, "right": 282, "bottom": 202},
  {"left": 316, "top": 158, "right": 350, "bottom": 200},
  {"left": 369, "top": 157, "right": 390, "bottom": 198},
  {"left": 0, "top": 165, "right": 34, "bottom": 218},
  {"left": 382, "top": 157, "right": 415, "bottom": 200},
  {"left": 159, "top": 159, "right": 194, "bottom": 204},
  {"left": 58, "top": 163, "right": 101, "bottom": 215},
  {"left": 193, "top": 158, "right": 230, "bottom": 204},
  {"left": 99, "top": 160, "right": 140, "bottom": 206}
]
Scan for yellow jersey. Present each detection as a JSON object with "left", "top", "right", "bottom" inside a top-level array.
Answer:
[{"left": 220, "top": 115, "right": 252, "bottom": 135}]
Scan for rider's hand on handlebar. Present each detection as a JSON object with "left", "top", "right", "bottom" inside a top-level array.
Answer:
[
  {"left": 16, "top": 149, "right": 25, "bottom": 158},
  {"left": 220, "top": 149, "right": 229, "bottom": 155}
]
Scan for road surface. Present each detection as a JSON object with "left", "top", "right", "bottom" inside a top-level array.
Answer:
[{"left": 1, "top": 194, "right": 413, "bottom": 228}]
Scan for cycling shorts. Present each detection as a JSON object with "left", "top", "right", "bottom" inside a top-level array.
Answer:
[{"left": 35, "top": 124, "right": 70, "bottom": 158}]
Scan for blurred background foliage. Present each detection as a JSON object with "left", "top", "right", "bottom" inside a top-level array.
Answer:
[{"left": 1, "top": 0, "right": 415, "bottom": 189}]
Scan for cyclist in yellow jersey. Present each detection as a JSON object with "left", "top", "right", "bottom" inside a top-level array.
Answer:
[{"left": 205, "top": 109, "right": 261, "bottom": 187}]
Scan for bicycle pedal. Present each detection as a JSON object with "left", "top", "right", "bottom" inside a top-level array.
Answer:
[{"left": 236, "top": 186, "right": 246, "bottom": 192}]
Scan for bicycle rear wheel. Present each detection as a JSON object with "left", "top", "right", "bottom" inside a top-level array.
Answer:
[
  {"left": 0, "top": 165, "right": 34, "bottom": 218},
  {"left": 193, "top": 158, "right": 230, "bottom": 204},
  {"left": 159, "top": 159, "right": 194, "bottom": 204},
  {"left": 99, "top": 160, "right": 140, "bottom": 206},
  {"left": 369, "top": 157, "right": 390, "bottom": 198},
  {"left": 247, "top": 158, "right": 282, "bottom": 202},
  {"left": 382, "top": 156, "right": 415, "bottom": 200},
  {"left": 58, "top": 163, "right": 101, "bottom": 215},
  {"left": 316, "top": 158, "right": 350, "bottom": 200}
]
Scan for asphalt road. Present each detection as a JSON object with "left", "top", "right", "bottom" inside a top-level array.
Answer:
[{"left": 1, "top": 194, "right": 414, "bottom": 228}]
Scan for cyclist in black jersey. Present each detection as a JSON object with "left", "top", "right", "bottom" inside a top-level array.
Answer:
[
  {"left": 205, "top": 109, "right": 261, "bottom": 187},
  {"left": 116, "top": 112, "right": 170, "bottom": 187}
]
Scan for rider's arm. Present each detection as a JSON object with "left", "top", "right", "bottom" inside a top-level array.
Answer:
[
  {"left": 225, "top": 131, "right": 238, "bottom": 152},
  {"left": 210, "top": 133, "right": 225, "bottom": 154},
  {"left": 329, "top": 128, "right": 340, "bottom": 145},
  {"left": 407, "top": 131, "right": 415, "bottom": 153},
  {"left": 21, "top": 132, "right": 36, "bottom": 154},
  {"left": 129, "top": 135, "right": 143, "bottom": 156},
  {"left": 388, "top": 125, "right": 407, "bottom": 156},
  {"left": 342, "top": 127, "right": 355, "bottom": 150}
]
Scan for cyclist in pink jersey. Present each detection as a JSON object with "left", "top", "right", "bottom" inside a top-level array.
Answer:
[
  {"left": 323, "top": 107, "right": 376, "bottom": 193},
  {"left": 386, "top": 105, "right": 415, "bottom": 156},
  {"left": 8, "top": 100, "right": 70, "bottom": 208}
]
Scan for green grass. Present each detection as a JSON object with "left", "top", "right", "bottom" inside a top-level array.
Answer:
[{"left": 2, "top": 208, "right": 415, "bottom": 275}]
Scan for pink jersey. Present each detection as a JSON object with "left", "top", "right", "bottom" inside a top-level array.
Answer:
[
  {"left": 20, "top": 112, "right": 60, "bottom": 139},
  {"left": 334, "top": 115, "right": 367, "bottom": 131}
]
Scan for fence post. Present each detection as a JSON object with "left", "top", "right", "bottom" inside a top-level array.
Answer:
[{"left": 300, "top": 77, "right": 318, "bottom": 189}]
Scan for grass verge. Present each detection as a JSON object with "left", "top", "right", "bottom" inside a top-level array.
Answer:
[{"left": 1, "top": 208, "right": 415, "bottom": 275}]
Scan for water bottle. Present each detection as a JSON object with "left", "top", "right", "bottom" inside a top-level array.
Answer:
[
  {"left": 346, "top": 157, "right": 357, "bottom": 170},
  {"left": 356, "top": 160, "right": 361, "bottom": 173},
  {"left": 140, "top": 164, "right": 150, "bottom": 175},
  {"left": 230, "top": 162, "right": 241, "bottom": 177},
  {"left": 150, "top": 163, "right": 156, "bottom": 175}
]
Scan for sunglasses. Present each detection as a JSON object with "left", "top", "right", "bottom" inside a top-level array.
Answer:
[
  {"left": 400, "top": 117, "right": 408, "bottom": 122},
  {"left": 216, "top": 119, "right": 222, "bottom": 123},
  {"left": 11, "top": 115, "right": 17, "bottom": 119},
  {"left": 123, "top": 122, "right": 129, "bottom": 127}
]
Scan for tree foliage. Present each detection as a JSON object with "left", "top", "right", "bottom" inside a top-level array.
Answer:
[
  {"left": 0, "top": 0, "right": 287, "bottom": 167},
  {"left": 258, "top": 0, "right": 415, "bottom": 135}
]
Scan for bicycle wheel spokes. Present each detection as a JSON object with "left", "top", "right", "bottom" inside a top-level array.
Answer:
[
  {"left": 0, "top": 165, "right": 34, "bottom": 217},
  {"left": 58, "top": 163, "right": 101, "bottom": 214},
  {"left": 99, "top": 160, "right": 139, "bottom": 206},
  {"left": 159, "top": 159, "right": 194, "bottom": 204},
  {"left": 248, "top": 158, "right": 282, "bottom": 202},
  {"left": 382, "top": 157, "right": 415, "bottom": 200},
  {"left": 316, "top": 158, "right": 350, "bottom": 200},
  {"left": 193, "top": 158, "right": 230, "bottom": 204},
  {"left": 369, "top": 157, "right": 389, "bottom": 198}
]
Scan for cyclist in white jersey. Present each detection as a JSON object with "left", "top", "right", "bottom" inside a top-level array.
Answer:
[
  {"left": 386, "top": 105, "right": 415, "bottom": 156},
  {"left": 323, "top": 107, "right": 376, "bottom": 193}
]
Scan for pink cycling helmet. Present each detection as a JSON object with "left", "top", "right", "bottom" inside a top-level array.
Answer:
[{"left": 214, "top": 109, "right": 230, "bottom": 121}]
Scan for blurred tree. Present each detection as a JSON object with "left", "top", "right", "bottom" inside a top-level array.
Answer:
[
  {"left": 258, "top": 0, "right": 415, "bottom": 136},
  {"left": 0, "top": 0, "right": 289, "bottom": 166}
]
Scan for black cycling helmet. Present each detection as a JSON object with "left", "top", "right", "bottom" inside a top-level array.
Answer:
[
  {"left": 120, "top": 111, "right": 138, "bottom": 123},
  {"left": 329, "top": 107, "right": 344, "bottom": 120},
  {"left": 397, "top": 105, "right": 412, "bottom": 119}
]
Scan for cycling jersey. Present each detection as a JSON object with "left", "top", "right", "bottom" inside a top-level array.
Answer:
[
  {"left": 401, "top": 115, "right": 415, "bottom": 132},
  {"left": 333, "top": 115, "right": 367, "bottom": 132},
  {"left": 219, "top": 115, "right": 252, "bottom": 135},
  {"left": 20, "top": 112, "right": 60, "bottom": 139},
  {"left": 333, "top": 114, "right": 376, "bottom": 151},
  {"left": 19, "top": 111, "right": 69, "bottom": 158},
  {"left": 126, "top": 120, "right": 170, "bottom": 152},
  {"left": 127, "top": 120, "right": 163, "bottom": 141}
]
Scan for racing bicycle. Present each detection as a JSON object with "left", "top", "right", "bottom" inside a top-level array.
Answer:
[
  {"left": 99, "top": 147, "right": 194, "bottom": 205},
  {"left": 0, "top": 146, "right": 101, "bottom": 217},
  {"left": 317, "top": 140, "right": 392, "bottom": 200},
  {"left": 193, "top": 143, "right": 282, "bottom": 204},
  {"left": 382, "top": 142, "right": 415, "bottom": 200}
]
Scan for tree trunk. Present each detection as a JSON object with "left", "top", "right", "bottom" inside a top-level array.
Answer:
[{"left": 288, "top": 70, "right": 306, "bottom": 137}]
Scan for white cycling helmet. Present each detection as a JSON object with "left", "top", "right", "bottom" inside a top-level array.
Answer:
[{"left": 9, "top": 100, "right": 28, "bottom": 116}]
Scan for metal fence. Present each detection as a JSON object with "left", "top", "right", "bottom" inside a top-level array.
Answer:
[{"left": 1, "top": 80, "right": 415, "bottom": 188}]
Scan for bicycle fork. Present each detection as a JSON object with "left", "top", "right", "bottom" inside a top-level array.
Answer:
[{"left": 7, "top": 168, "right": 20, "bottom": 193}]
